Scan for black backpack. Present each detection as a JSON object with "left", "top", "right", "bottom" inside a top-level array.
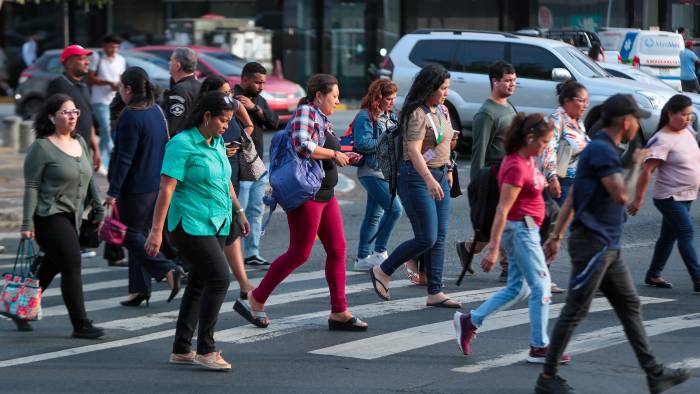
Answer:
[
  {"left": 375, "top": 115, "right": 402, "bottom": 201},
  {"left": 467, "top": 163, "right": 500, "bottom": 243}
]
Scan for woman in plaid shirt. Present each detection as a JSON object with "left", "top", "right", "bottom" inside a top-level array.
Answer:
[{"left": 235, "top": 74, "right": 369, "bottom": 331}]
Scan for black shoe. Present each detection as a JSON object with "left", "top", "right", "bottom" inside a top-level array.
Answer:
[
  {"left": 693, "top": 280, "right": 700, "bottom": 292},
  {"left": 535, "top": 373, "right": 575, "bottom": 394},
  {"left": 12, "top": 317, "right": 33, "bottom": 332},
  {"left": 166, "top": 267, "right": 184, "bottom": 303},
  {"left": 120, "top": 293, "right": 151, "bottom": 307},
  {"left": 647, "top": 366, "right": 691, "bottom": 394},
  {"left": 645, "top": 276, "right": 673, "bottom": 289},
  {"left": 244, "top": 255, "right": 269, "bottom": 266},
  {"left": 72, "top": 319, "right": 105, "bottom": 339}
]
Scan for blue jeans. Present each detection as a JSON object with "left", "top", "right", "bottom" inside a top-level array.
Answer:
[
  {"left": 379, "top": 162, "right": 450, "bottom": 295},
  {"left": 648, "top": 198, "right": 700, "bottom": 280},
  {"left": 357, "top": 176, "right": 404, "bottom": 258},
  {"left": 93, "top": 103, "right": 112, "bottom": 169},
  {"left": 470, "top": 220, "right": 551, "bottom": 347},
  {"left": 556, "top": 177, "right": 574, "bottom": 206},
  {"left": 239, "top": 172, "right": 267, "bottom": 259}
]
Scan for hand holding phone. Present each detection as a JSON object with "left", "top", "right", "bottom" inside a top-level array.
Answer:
[{"left": 346, "top": 152, "right": 363, "bottom": 165}]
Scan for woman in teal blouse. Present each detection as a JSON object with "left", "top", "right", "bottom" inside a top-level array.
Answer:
[
  {"left": 20, "top": 94, "right": 105, "bottom": 338},
  {"left": 145, "top": 91, "right": 249, "bottom": 371}
]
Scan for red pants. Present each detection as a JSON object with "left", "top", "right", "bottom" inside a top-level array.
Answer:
[{"left": 251, "top": 196, "right": 348, "bottom": 313}]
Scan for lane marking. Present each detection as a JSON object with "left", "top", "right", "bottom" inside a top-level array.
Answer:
[
  {"left": 310, "top": 297, "right": 673, "bottom": 360},
  {"left": 453, "top": 311, "right": 700, "bottom": 374},
  {"left": 102, "top": 279, "right": 415, "bottom": 331},
  {"left": 215, "top": 287, "right": 503, "bottom": 344},
  {"left": 669, "top": 357, "right": 700, "bottom": 370}
]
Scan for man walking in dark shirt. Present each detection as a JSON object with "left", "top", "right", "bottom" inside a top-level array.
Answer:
[
  {"left": 534, "top": 95, "right": 691, "bottom": 394},
  {"left": 47, "top": 45, "right": 101, "bottom": 171},
  {"left": 163, "top": 47, "right": 200, "bottom": 135},
  {"left": 233, "top": 62, "right": 279, "bottom": 265}
]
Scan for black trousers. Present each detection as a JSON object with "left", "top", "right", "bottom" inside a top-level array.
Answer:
[
  {"left": 171, "top": 224, "right": 230, "bottom": 355},
  {"left": 543, "top": 225, "right": 660, "bottom": 376},
  {"left": 119, "top": 192, "right": 177, "bottom": 294},
  {"left": 34, "top": 213, "right": 88, "bottom": 327}
]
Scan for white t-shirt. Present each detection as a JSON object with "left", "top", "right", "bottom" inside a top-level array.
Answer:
[{"left": 89, "top": 52, "right": 126, "bottom": 105}]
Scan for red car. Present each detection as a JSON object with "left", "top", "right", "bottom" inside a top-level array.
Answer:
[{"left": 134, "top": 45, "right": 305, "bottom": 123}]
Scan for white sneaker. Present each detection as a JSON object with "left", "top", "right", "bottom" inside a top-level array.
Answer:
[
  {"left": 353, "top": 256, "right": 376, "bottom": 271},
  {"left": 369, "top": 251, "right": 388, "bottom": 266},
  {"left": 97, "top": 166, "right": 108, "bottom": 176},
  {"left": 80, "top": 249, "right": 97, "bottom": 259}
]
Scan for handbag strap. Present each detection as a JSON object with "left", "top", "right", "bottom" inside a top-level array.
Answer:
[
  {"left": 12, "top": 239, "right": 35, "bottom": 276},
  {"left": 111, "top": 201, "right": 121, "bottom": 220}
]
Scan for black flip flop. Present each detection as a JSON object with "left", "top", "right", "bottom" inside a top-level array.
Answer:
[
  {"left": 426, "top": 298, "right": 462, "bottom": 309},
  {"left": 369, "top": 268, "right": 390, "bottom": 301},
  {"left": 233, "top": 299, "right": 269, "bottom": 328},
  {"left": 328, "top": 316, "right": 368, "bottom": 332}
]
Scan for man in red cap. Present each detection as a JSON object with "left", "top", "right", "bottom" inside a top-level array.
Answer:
[{"left": 46, "top": 45, "right": 101, "bottom": 171}]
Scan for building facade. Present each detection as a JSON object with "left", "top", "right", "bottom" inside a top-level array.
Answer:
[{"left": 1, "top": 0, "right": 699, "bottom": 95}]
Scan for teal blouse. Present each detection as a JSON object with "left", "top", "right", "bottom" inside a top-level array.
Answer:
[{"left": 161, "top": 127, "right": 232, "bottom": 236}]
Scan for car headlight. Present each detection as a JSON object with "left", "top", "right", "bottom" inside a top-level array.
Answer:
[{"left": 635, "top": 91, "right": 663, "bottom": 110}]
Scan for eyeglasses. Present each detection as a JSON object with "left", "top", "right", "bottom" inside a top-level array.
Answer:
[
  {"left": 572, "top": 97, "right": 589, "bottom": 105},
  {"left": 55, "top": 109, "right": 81, "bottom": 117}
]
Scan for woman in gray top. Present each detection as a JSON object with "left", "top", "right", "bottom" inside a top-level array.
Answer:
[{"left": 19, "top": 94, "right": 106, "bottom": 338}]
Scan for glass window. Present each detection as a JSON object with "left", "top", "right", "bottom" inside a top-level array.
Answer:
[
  {"left": 408, "top": 40, "right": 456, "bottom": 68},
  {"left": 198, "top": 53, "right": 243, "bottom": 76},
  {"left": 605, "top": 68, "right": 632, "bottom": 79},
  {"left": 453, "top": 41, "right": 506, "bottom": 74},
  {"left": 123, "top": 54, "right": 170, "bottom": 81},
  {"left": 554, "top": 47, "right": 608, "bottom": 78},
  {"left": 45, "top": 54, "right": 63, "bottom": 74},
  {"left": 509, "top": 44, "right": 566, "bottom": 80}
]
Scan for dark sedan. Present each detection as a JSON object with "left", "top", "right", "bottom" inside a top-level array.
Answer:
[{"left": 14, "top": 49, "right": 171, "bottom": 119}]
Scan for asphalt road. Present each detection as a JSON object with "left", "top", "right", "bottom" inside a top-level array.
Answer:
[{"left": 0, "top": 109, "right": 698, "bottom": 393}]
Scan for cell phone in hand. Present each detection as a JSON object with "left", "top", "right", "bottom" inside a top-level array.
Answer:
[{"left": 346, "top": 152, "right": 363, "bottom": 165}]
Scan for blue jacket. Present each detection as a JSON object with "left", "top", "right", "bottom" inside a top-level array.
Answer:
[
  {"left": 352, "top": 109, "right": 398, "bottom": 170},
  {"left": 108, "top": 105, "right": 169, "bottom": 197}
]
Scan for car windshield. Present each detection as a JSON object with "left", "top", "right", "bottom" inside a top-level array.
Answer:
[
  {"left": 554, "top": 47, "right": 610, "bottom": 78},
  {"left": 123, "top": 53, "right": 170, "bottom": 80},
  {"left": 199, "top": 53, "right": 243, "bottom": 76},
  {"left": 206, "top": 51, "right": 245, "bottom": 64}
]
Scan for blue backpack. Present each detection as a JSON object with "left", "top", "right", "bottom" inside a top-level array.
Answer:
[{"left": 264, "top": 111, "right": 326, "bottom": 216}]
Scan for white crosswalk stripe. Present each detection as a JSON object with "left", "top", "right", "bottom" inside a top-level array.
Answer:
[{"left": 309, "top": 296, "right": 673, "bottom": 360}]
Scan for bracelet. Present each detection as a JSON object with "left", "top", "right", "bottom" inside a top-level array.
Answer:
[
  {"left": 549, "top": 232, "right": 564, "bottom": 241},
  {"left": 333, "top": 150, "right": 337, "bottom": 160},
  {"left": 234, "top": 206, "right": 244, "bottom": 214}
]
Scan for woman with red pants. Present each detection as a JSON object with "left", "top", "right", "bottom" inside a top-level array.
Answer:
[{"left": 234, "top": 74, "right": 368, "bottom": 331}]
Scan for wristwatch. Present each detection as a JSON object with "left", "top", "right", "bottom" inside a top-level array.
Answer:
[{"left": 252, "top": 104, "right": 260, "bottom": 113}]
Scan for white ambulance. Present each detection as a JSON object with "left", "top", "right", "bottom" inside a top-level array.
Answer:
[{"left": 599, "top": 28, "right": 683, "bottom": 90}]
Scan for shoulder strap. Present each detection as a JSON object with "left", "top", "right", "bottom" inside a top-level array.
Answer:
[
  {"left": 154, "top": 105, "right": 170, "bottom": 139},
  {"left": 422, "top": 106, "right": 439, "bottom": 139}
]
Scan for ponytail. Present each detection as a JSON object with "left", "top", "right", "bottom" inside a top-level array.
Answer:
[{"left": 504, "top": 112, "right": 553, "bottom": 154}]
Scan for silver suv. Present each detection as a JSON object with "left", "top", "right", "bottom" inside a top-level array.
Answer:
[{"left": 380, "top": 29, "right": 679, "bottom": 145}]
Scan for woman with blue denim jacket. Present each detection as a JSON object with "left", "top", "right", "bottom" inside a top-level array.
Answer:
[
  {"left": 369, "top": 64, "right": 460, "bottom": 308},
  {"left": 352, "top": 80, "right": 404, "bottom": 271},
  {"left": 453, "top": 113, "right": 570, "bottom": 365}
]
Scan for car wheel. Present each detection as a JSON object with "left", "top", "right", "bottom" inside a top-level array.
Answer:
[{"left": 19, "top": 97, "right": 43, "bottom": 120}]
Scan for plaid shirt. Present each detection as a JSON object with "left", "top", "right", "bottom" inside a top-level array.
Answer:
[{"left": 290, "top": 104, "right": 332, "bottom": 159}]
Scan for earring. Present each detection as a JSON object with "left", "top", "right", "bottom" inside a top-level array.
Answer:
[
  {"left": 205, "top": 120, "right": 209, "bottom": 127},
  {"left": 49, "top": 116, "right": 55, "bottom": 125}
]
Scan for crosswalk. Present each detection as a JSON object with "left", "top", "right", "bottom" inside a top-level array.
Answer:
[{"left": 1, "top": 259, "right": 699, "bottom": 386}]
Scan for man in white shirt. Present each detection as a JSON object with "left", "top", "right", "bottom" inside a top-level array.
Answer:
[
  {"left": 88, "top": 34, "right": 127, "bottom": 173},
  {"left": 21, "top": 33, "right": 39, "bottom": 67}
]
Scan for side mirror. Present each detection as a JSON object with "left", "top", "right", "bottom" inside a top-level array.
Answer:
[{"left": 552, "top": 67, "right": 573, "bottom": 82}]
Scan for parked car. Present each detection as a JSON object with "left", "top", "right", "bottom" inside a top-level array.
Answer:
[
  {"left": 599, "top": 28, "right": 683, "bottom": 91},
  {"left": 134, "top": 45, "right": 305, "bottom": 123},
  {"left": 380, "top": 29, "right": 681, "bottom": 153},
  {"left": 14, "top": 49, "right": 171, "bottom": 119}
]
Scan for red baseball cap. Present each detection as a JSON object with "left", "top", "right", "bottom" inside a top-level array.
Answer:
[{"left": 60, "top": 45, "right": 93, "bottom": 63}]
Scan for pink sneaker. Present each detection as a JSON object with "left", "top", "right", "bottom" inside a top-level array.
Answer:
[
  {"left": 453, "top": 311, "right": 477, "bottom": 355},
  {"left": 527, "top": 346, "right": 571, "bottom": 364}
]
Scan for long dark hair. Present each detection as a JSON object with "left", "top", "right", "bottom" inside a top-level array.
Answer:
[
  {"left": 504, "top": 113, "right": 553, "bottom": 154},
  {"left": 656, "top": 94, "right": 692, "bottom": 132},
  {"left": 298, "top": 73, "right": 338, "bottom": 106},
  {"left": 120, "top": 67, "right": 155, "bottom": 107},
  {"left": 34, "top": 94, "right": 76, "bottom": 138},
  {"left": 399, "top": 64, "right": 450, "bottom": 132},
  {"left": 556, "top": 80, "right": 586, "bottom": 106},
  {"left": 199, "top": 74, "right": 228, "bottom": 95},
  {"left": 588, "top": 42, "right": 603, "bottom": 61},
  {"left": 184, "top": 91, "right": 236, "bottom": 130}
]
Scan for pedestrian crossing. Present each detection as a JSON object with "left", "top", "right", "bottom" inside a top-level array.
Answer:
[{"left": 1, "top": 261, "right": 699, "bottom": 387}]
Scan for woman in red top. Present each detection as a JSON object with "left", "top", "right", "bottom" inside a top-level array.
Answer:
[{"left": 453, "top": 113, "right": 570, "bottom": 364}]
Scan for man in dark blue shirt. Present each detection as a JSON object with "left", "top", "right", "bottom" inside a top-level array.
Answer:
[{"left": 534, "top": 95, "right": 691, "bottom": 394}]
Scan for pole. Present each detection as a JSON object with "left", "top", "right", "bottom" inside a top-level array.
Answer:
[
  {"left": 606, "top": 0, "right": 613, "bottom": 28},
  {"left": 63, "top": 1, "right": 70, "bottom": 47}
]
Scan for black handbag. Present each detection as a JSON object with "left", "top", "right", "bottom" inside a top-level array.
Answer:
[{"left": 79, "top": 209, "right": 100, "bottom": 248}]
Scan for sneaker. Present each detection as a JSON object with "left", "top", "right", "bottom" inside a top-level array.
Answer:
[
  {"left": 169, "top": 351, "right": 196, "bottom": 365},
  {"left": 647, "top": 366, "right": 691, "bottom": 394},
  {"left": 498, "top": 270, "right": 508, "bottom": 283},
  {"left": 693, "top": 280, "right": 700, "bottom": 293},
  {"left": 453, "top": 311, "right": 477, "bottom": 355},
  {"left": 353, "top": 256, "right": 375, "bottom": 271},
  {"left": 535, "top": 373, "right": 576, "bottom": 394},
  {"left": 97, "top": 165, "right": 108, "bottom": 176},
  {"left": 108, "top": 258, "right": 128, "bottom": 267},
  {"left": 551, "top": 282, "right": 566, "bottom": 294},
  {"left": 244, "top": 255, "right": 269, "bottom": 266},
  {"left": 370, "top": 250, "right": 388, "bottom": 265},
  {"left": 80, "top": 249, "right": 97, "bottom": 259},
  {"left": 71, "top": 319, "right": 105, "bottom": 339},
  {"left": 527, "top": 346, "right": 571, "bottom": 364},
  {"left": 194, "top": 351, "right": 232, "bottom": 371}
]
